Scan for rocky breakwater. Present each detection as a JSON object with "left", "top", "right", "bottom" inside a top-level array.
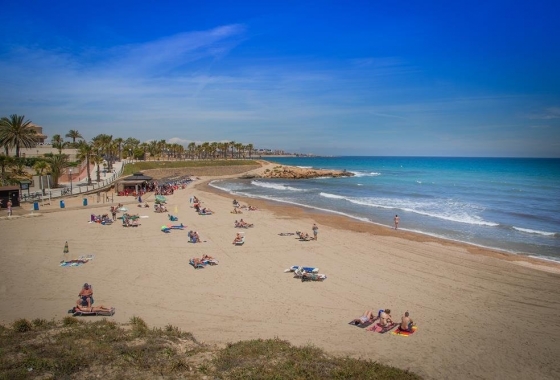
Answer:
[{"left": 244, "top": 165, "right": 354, "bottom": 179}]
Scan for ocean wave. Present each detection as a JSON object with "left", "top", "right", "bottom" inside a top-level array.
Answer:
[
  {"left": 350, "top": 171, "right": 381, "bottom": 177},
  {"left": 319, "top": 192, "right": 498, "bottom": 227},
  {"left": 320, "top": 192, "right": 347, "bottom": 200},
  {"left": 251, "top": 180, "right": 305, "bottom": 192},
  {"left": 513, "top": 227, "right": 558, "bottom": 237}
]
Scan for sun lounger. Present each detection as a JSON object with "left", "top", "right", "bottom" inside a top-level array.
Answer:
[{"left": 234, "top": 237, "right": 245, "bottom": 245}]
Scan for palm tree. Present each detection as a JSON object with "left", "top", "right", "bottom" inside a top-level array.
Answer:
[
  {"left": 44, "top": 153, "right": 69, "bottom": 188},
  {"left": 247, "top": 143, "right": 254, "bottom": 159},
  {"left": 76, "top": 141, "right": 94, "bottom": 185},
  {"left": 187, "top": 142, "right": 196, "bottom": 160},
  {"left": 33, "top": 160, "right": 50, "bottom": 176},
  {"left": 51, "top": 134, "right": 67, "bottom": 154},
  {"left": 65, "top": 130, "right": 83, "bottom": 146},
  {"left": 92, "top": 134, "right": 112, "bottom": 170},
  {"left": 229, "top": 141, "right": 236, "bottom": 159},
  {"left": 0, "top": 114, "right": 37, "bottom": 157},
  {"left": 113, "top": 137, "right": 124, "bottom": 161}
]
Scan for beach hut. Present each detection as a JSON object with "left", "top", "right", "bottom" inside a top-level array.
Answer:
[{"left": 116, "top": 172, "right": 153, "bottom": 196}]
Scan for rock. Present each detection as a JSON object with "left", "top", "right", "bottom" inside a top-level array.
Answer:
[{"left": 254, "top": 165, "right": 354, "bottom": 179}]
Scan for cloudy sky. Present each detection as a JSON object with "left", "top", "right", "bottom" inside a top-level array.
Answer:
[{"left": 1, "top": 0, "right": 559, "bottom": 157}]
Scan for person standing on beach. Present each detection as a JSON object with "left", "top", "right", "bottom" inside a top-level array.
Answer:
[
  {"left": 312, "top": 223, "right": 318, "bottom": 240},
  {"left": 394, "top": 215, "right": 399, "bottom": 229},
  {"left": 7, "top": 200, "right": 12, "bottom": 216}
]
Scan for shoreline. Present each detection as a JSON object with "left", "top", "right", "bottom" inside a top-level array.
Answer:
[{"left": 198, "top": 174, "right": 560, "bottom": 275}]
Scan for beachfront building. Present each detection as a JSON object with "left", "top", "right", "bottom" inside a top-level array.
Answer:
[{"left": 115, "top": 172, "right": 153, "bottom": 196}]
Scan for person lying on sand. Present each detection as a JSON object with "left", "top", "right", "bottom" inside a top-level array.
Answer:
[
  {"left": 232, "top": 208, "right": 243, "bottom": 214},
  {"left": 379, "top": 309, "right": 393, "bottom": 327},
  {"left": 351, "top": 310, "right": 377, "bottom": 325},
  {"left": 200, "top": 207, "right": 213, "bottom": 214},
  {"left": 191, "top": 257, "right": 205, "bottom": 266},
  {"left": 400, "top": 311, "right": 414, "bottom": 332},
  {"left": 74, "top": 304, "right": 114, "bottom": 313},
  {"left": 202, "top": 254, "right": 215, "bottom": 261}
]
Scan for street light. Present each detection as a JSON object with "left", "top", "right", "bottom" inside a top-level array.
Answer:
[{"left": 69, "top": 168, "right": 73, "bottom": 195}]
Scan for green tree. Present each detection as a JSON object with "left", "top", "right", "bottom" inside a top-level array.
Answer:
[
  {"left": 0, "top": 114, "right": 37, "bottom": 157},
  {"left": 65, "top": 129, "right": 83, "bottom": 146},
  {"left": 44, "top": 153, "right": 69, "bottom": 188},
  {"left": 51, "top": 134, "right": 67, "bottom": 154},
  {"left": 76, "top": 141, "right": 94, "bottom": 185},
  {"left": 33, "top": 160, "right": 50, "bottom": 175}
]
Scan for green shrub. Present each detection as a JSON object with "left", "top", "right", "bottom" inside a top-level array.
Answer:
[{"left": 12, "top": 319, "right": 32, "bottom": 333}]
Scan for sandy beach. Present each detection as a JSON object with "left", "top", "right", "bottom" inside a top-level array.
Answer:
[{"left": 0, "top": 164, "right": 559, "bottom": 380}]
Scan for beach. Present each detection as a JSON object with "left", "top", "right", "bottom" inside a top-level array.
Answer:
[{"left": 0, "top": 164, "right": 559, "bottom": 379}]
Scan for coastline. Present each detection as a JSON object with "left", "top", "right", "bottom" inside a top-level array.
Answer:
[
  {"left": 0, "top": 162, "right": 559, "bottom": 379},
  {"left": 200, "top": 162, "right": 560, "bottom": 274}
]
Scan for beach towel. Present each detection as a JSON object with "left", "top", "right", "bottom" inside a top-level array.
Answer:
[
  {"left": 189, "top": 259, "right": 205, "bottom": 269},
  {"left": 69, "top": 307, "right": 115, "bottom": 317},
  {"left": 349, "top": 319, "right": 375, "bottom": 328},
  {"left": 285, "top": 265, "right": 319, "bottom": 273},
  {"left": 198, "top": 211, "right": 212, "bottom": 215},
  {"left": 300, "top": 273, "right": 327, "bottom": 282},
  {"left": 278, "top": 232, "right": 295, "bottom": 236},
  {"left": 366, "top": 322, "right": 398, "bottom": 334},
  {"left": 392, "top": 326, "right": 418, "bottom": 337},
  {"left": 60, "top": 255, "right": 94, "bottom": 267},
  {"left": 202, "top": 258, "right": 219, "bottom": 266}
]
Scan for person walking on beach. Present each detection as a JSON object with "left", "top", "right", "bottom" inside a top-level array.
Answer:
[
  {"left": 312, "top": 223, "right": 319, "bottom": 240},
  {"left": 394, "top": 215, "right": 399, "bottom": 229},
  {"left": 7, "top": 200, "right": 12, "bottom": 216}
]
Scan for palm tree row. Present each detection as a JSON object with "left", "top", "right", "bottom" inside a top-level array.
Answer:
[{"left": 0, "top": 114, "right": 257, "bottom": 187}]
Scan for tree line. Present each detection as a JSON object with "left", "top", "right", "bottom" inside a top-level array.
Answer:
[{"left": 0, "top": 114, "right": 255, "bottom": 187}]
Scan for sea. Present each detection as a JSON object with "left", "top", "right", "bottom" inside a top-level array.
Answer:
[{"left": 210, "top": 157, "right": 560, "bottom": 262}]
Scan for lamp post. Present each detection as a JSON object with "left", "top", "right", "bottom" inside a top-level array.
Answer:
[{"left": 69, "top": 168, "right": 73, "bottom": 195}]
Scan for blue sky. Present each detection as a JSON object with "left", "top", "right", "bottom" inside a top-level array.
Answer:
[{"left": 1, "top": 1, "right": 559, "bottom": 157}]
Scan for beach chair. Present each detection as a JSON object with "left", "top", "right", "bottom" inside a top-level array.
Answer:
[{"left": 234, "top": 236, "right": 245, "bottom": 245}]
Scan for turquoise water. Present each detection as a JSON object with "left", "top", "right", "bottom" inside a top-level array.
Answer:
[{"left": 211, "top": 157, "right": 560, "bottom": 261}]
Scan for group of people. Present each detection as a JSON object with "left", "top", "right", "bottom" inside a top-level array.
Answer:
[
  {"left": 73, "top": 283, "right": 113, "bottom": 313},
  {"left": 296, "top": 224, "right": 319, "bottom": 241},
  {"left": 154, "top": 203, "right": 168, "bottom": 213},
  {"left": 188, "top": 230, "right": 202, "bottom": 243},
  {"left": 190, "top": 254, "right": 218, "bottom": 267},
  {"left": 234, "top": 219, "right": 253, "bottom": 228},
  {"left": 352, "top": 308, "right": 415, "bottom": 333}
]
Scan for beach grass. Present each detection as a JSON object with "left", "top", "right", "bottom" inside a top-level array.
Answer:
[
  {"left": 0, "top": 317, "right": 421, "bottom": 379},
  {"left": 122, "top": 159, "right": 259, "bottom": 176}
]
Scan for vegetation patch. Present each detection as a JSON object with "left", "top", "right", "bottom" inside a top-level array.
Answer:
[
  {"left": 0, "top": 318, "right": 421, "bottom": 379},
  {"left": 122, "top": 160, "right": 259, "bottom": 176}
]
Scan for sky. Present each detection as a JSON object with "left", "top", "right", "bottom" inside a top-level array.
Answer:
[{"left": 0, "top": 0, "right": 559, "bottom": 157}]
